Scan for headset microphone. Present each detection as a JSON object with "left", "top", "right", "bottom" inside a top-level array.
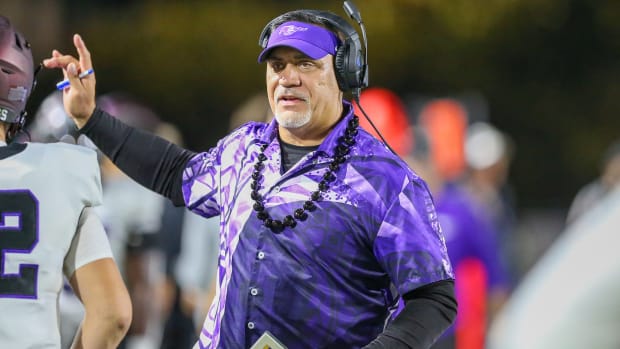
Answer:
[
  {"left": 343, "top": 1, "right": 362, "bottom": 23},
  {"left": 342, "top": 1, "right": 369, "bottom": 99},
  {"left": 343, "top": 1, "right": 397, "bottom": 156}
]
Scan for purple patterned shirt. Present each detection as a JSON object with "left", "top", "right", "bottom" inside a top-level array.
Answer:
[{"left": 184, "top": 101, "right": 453, "bottom": 349}]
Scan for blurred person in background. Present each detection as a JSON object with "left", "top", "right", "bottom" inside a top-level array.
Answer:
[
  {"left": 227, "top": 91, "right": 274, "bottom": 131},
  {"left": 45, "top": 4, "right": 457, "bottom": 347},
  {"left": 462, "top": 121, "right": 518, "bottom": 286},
  {"left": 487, "top": 185, "right": 620, "bottom": 349},
  {"left": 171, "top": 206, "right": 220, "bottom": 341},
  {"left": 354, "top": 87, "right": 414, "bottom": 157},
  {"left": 416, "top": 99, "right": 510, "bottom": 349},
  {"left": 565, "top": 139, "right": 620, "bottom": 225},
  {"left": 95, "top": 93, "right": 167, "bottom": 349},
  {"left": 358, "top": 90, "right": 509, "bottom": 349},
  {"left": 26, "top": 91, "right": 79, "bottom": 144},
  {"left": 0, "top": 15, "right": 131, "bottom": 348},
  {"left": 416, "top": 99, "right": 468, "bottom": 183},
  {"left": 153, "top": 121, "right": 199, "bottom": 349}
]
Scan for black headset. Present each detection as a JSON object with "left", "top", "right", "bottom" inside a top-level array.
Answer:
[{"left": 258, "top": 1, "right": 369, "bottom": 98}]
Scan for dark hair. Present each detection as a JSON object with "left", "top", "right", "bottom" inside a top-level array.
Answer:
[{"left": 265, "top": 11, "right": 345, "bottom": 41}]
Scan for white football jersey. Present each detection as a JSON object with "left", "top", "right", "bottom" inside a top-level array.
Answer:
[{"left": 0, "top": 142, "right": 113, "bottom": 348}]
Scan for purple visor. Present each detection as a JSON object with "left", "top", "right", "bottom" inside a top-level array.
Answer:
[{"left": 258, "top": 21, "right": 341, "bottom": 62}]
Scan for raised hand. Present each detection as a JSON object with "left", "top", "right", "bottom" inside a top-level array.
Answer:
[{"left": 43, "top": 34, "right": 96, "bottom": 128}]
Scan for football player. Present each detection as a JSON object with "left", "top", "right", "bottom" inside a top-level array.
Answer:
[{"left": 0, "top": 15, "right": 131, "bottom": 348}]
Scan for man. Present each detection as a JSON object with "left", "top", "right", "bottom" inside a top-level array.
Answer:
[
  {"left": 45, "top": 6, "right": 456, "bottom": 348},
  {"left": 0, "top": 15, "right": 131, "bottom": 348}
]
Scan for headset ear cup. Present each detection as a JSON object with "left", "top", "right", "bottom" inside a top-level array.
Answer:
[{"left": 334, "top": 47, "right": 349, "bottom": 92}]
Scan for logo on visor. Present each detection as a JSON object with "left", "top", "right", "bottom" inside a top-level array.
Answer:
[{"left": 278, "top": 25, "right": 308, "bottom": 36}]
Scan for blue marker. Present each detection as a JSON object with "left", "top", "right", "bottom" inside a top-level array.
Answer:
[{"left": 56, "top": 68, "right": 94, "bottom": 90}]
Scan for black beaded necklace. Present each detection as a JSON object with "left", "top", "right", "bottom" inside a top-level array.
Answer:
[{"left": 251, "top": 115, "right": 360, "bottom": 232}]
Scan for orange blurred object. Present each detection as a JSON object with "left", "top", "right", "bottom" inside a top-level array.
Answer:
[
  {"left": 418, "top": 98, "right": 468, "bottom": 180},
  {"left": 353, "top": 87, "right": 413, "bottom": 157}
]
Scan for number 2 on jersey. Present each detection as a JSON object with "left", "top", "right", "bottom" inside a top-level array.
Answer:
[{"left": 0, "top": 190, "right": 39, "bottom": 299}]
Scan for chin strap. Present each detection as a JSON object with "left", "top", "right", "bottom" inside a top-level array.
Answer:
[{"left": 6, "top": 110, "right": 27, "bottom": 143}]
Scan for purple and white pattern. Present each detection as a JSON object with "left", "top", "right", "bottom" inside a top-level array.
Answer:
[{"left": 185, "top": 101, "right": 454, "bottom": 348}]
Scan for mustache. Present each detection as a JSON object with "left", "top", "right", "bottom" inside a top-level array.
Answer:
[{"left": 275, "top": 89, "right": 307, "bottom": 101}]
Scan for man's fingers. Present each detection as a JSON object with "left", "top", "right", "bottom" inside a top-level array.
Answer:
[
  {"left": 39, "top": 35, "right": 97, "bottom": 123},
  {"left": 74, "top": 34, "right": 93, "bottom": 71},
  {"left": 74, "top": 34, "right": 96, "bottom": 89},
  {"left": 43, "top": 54, "right": 77, "bottom": 69},
  {"left": 66, "top": 63, "right": 80, "bottom": 86}
]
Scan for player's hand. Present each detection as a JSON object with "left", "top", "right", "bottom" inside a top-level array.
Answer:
[{"left": 43, "top": 34, "right": 96, "bottom": 129}]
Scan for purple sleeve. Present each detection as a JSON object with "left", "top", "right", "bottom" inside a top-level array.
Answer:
[{"left": 373, "top": 178, "right": 454, "bottom": 296}]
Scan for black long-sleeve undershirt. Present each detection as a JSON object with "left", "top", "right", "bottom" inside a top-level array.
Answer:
[
  {"left": 80, "top": 108, "right": 457, "bottom": 348},
  {"left": 364, "top": 280, "right": 457, "bottom": 349},
  {"left": 80, "top": 108, "right": 193, "bottom": 206}
]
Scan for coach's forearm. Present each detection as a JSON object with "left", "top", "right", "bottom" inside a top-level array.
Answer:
[
  {"left": 363, "top": 280, "right": 457, "bottom": 349},
  {"left": 81, "top": 108, "right": 194, "bottom": 205}
]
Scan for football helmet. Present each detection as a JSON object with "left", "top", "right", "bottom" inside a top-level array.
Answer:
[{"left": 0, "top": 15, "right": 36, "bottom": 139}]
